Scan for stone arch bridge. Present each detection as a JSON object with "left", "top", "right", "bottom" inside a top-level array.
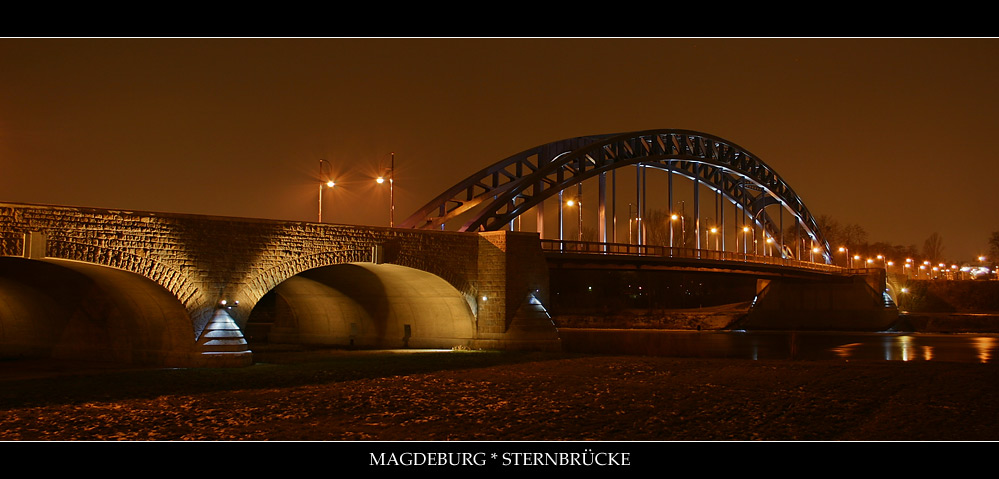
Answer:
[
  {"left": 0, "top": 203, "right": 553, "bottom": 367},
  {"left": 0, "top": 129, "right": 894, "bottom": 368}
]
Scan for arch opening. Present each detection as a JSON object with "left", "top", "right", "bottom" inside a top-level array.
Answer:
[
  {"left": 0, "top": 257, "right": 199, "bottom": 366},
  {"left": 246, "top": 262, "right": 477, "bottom": 349}
]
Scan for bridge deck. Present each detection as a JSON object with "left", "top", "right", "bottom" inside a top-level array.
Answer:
[{"left": 542, "top": 239, "right": 875, "bottom": 278}]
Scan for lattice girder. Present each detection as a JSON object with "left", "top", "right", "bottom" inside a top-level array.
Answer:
[{"left": 401, "top": 130, "right": 831, "bottom": 262}]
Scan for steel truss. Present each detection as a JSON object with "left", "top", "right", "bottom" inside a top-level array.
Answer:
[{"left": 400, "top": 129, "right": 832, "bottom": 263}]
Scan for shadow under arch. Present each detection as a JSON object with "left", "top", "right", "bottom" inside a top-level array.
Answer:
[
  {"left": 0, "top": 257, "right": 199, "bottom": 366},
  {"left": 247, "top": 262, "right": 477, "bottom": 349}
]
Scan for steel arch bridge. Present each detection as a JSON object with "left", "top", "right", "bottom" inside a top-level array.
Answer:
[{"left": 400, "top": 129, "right": 832, "bottom": 264}]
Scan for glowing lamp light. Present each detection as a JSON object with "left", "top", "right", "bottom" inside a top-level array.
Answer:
[
  {"left": 326, "top": 180, "right": 335, "bottom": 188},
  {"left": 376, "top": 176, "right": 385, "bottom": 184},
  {"left": 566, "top": 199, "right": 576, "bottom": 207},
  {"left": 672, "top": 214, "right": 680, "bottom": 221}
]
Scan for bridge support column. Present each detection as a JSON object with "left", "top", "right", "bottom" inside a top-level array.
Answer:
[
  {"left": 598, "top": 172, "right": 607, "bottom": 246},
  {"left": 473, "top": 231, "right": 559, "bottom": 351}
]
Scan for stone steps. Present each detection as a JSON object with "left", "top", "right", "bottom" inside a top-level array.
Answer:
[{"left": 196, "top": 309, "right": 253, "bottom": 366}]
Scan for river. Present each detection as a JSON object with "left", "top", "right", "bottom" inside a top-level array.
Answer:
[{"left": 558, "top": 328, "right": 999, "bottom": 363}]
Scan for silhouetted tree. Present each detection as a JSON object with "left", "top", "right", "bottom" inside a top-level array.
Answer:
[
  {"left": 922, "top": 232, "right": 945, "bottom": 263},
  {"left": 988, "top": 231, "right": 999, "bottom": 263},
  {"left": 643, "top": 209, "right": 694, "bottom": 248},
  {"left": 816, "top": 214, "right": 842, "bottom": 247},
  {"left": 842, "top": 224, "right": 868, "bottom": 250}
]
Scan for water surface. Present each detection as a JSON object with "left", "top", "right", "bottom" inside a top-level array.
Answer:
[{"left": 559, "top": 329, "right": 999, "bottom": 363}]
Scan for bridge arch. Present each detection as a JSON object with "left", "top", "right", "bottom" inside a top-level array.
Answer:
[
  {"left": 401, "top": 129, "right": 832, "bottom": 263},
  {"left": 236, "top": 243, "right": 479, "bottom": 329},
  {"left": 246, "top": 262, "right": 477, "bottom": 348},
  {"left": 0, "top": 256, "right": 199, "bottom": 365}
]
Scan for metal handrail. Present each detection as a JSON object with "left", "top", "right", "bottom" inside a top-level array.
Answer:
[{"left": 541, "top": 239, "right": 848, "bottom": 274}]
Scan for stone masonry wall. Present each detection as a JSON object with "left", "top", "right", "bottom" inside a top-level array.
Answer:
[
  {"left": 476, "top": 231, "right": 550, "bottom": 335},
  {"left": 0, "top": 203, "right": 484, "bottom": 338}
]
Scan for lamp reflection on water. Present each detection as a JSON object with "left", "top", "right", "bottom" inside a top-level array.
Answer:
[
  {"left": 974, "top": 337, "right": 996, "bottom": 363},
  {"left": 562, "top": 330, "right": 999, "bottom": 363}
]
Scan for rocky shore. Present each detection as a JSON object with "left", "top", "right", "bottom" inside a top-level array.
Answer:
[{"left": 2, "top": 348, "right": 999, "bottom": 442}]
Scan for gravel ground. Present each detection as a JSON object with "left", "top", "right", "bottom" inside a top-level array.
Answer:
[{"left": 2, "top": 349, "right": 999, "bottom": 442}]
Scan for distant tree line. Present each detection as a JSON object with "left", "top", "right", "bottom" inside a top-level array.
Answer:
[{"left": 816, "top": 214, "right": 998, "bottom": 268}]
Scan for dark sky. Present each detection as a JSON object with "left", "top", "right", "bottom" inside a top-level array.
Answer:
[{"left": 1, "top": 38, "right": 997, "bottom": 261}]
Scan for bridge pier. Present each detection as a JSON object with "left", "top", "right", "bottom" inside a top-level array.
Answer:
[
  {"left": 737, "top": 270, "right": 898, "bottom": 331},
  {"left": 471, "top": 231, "right": 559, "bottom": 351}
]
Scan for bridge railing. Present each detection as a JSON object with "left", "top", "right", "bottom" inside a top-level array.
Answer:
[{"left": 540, "top": 239, "right": 847, "bottom": 274}]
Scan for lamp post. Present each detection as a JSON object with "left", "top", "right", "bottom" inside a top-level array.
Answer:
[
  {"left": 839, "top": 247, "right": 850, "bottom": 268},
  {"left": 376, "top": 152, "right": 395, "bottom": 227},
  {"left": 628, "top": 203, "right": 634, "bottom": 245},
  {"left": 740, "top": 226, "right": 751, "bottom": 259},
  {"left": 566, "top": 198, "right": 583, "bottom": 242},
  {"left": 318, "top": 159, "right": 335, "bottom": 223},
  {"left": 669, "top": 213, "right": 678, "bottom": 248}
]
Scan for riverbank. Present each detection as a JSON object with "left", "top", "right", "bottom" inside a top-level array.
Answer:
[
  {"left": 2, "top": 347, "right": 999, "bottom": 441},
  {"left": 896, "top": 312, "right": 999, "bottom": 333}
]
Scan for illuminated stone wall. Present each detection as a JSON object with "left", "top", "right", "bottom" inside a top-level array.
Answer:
[{"left": 0, "top": 202, "right": 552, "bottom": 353}]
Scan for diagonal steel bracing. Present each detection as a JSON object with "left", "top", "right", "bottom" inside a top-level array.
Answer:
[{"left": 400, "top": 129, "right": 831, "bottom": 263}]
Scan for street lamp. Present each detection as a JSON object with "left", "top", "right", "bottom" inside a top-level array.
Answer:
[
  {"left": 839, "top": 246, "right": 851, "bottom": 268},
  {"left": 670, "top": 213, "right": 679, "bottom": 248},
  {"left": 566, "top": 198, "right": 582, "bottom": 242},
  {"left": 741, "top": 226, "right": 751, "bottom": 257},
  {"left": 376, "top": 152, "right": 395, "bottom": 227},
  {"left": 318, "top": 159, "right": 336, "bottom": 223}
]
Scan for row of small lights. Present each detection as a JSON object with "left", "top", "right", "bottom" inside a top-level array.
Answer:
[{"left": 838, "top": 246, "right": 990, "bottom": 274}]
